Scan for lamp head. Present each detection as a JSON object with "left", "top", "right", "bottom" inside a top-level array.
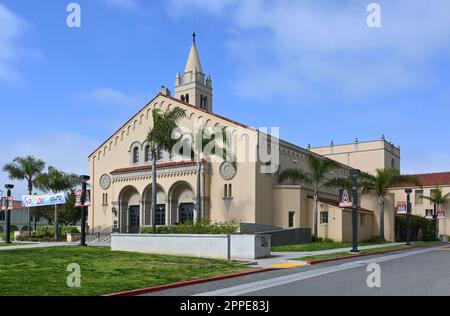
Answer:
[
  {"left": 405, "top": 189, "right": 413, "bottom": 194},
  {"left": 79, "top": 175, "right": 90, "bottom": 182},
  {"left": 5, "top": 184, "right": 14, "bottom": 190}
]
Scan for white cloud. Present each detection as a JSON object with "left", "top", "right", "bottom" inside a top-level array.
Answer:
[
  {"left": 0, "top": 3, "right": 27, "bottom": 84},
  {"left": 0, "top": 132, "right": 99, "bottom": 196},
  {"left": 166, "top": 0, "right": 450, "bottom": 98},
  {"left": 98, "top": 0, "right": 140, "bottom": 12},
  {"left": 74, "top": 88, "right": 144, "bottom": 107}
]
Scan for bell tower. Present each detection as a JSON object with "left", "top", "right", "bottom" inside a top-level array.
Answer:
[{"left": 174, "top": 33, "right": 213, "bottom": 113}]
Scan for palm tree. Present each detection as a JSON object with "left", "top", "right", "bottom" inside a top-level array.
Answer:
[
  {"left": 190, "top": 126, "right": 236, "bottom": 221},
  {"left": 146, "top": 107, "right": 186, "bottom": 233},
  {"left": 278, "top": 153, "right": 342, "bottom": 237},
  {"left": 35, "top": 167, "right": 81, "bottom": 241},
  {"left": 423, "top": 188, "right": 450, "bottom": 241},
  {"left": 3, "top": 156, "right": 46, "bottom": 235},
  {"left": 359, "top": 168, "right": 420, "bottom": 241}
]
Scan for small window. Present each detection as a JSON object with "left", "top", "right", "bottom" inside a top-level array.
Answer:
[
  {"left": 415, "top": 190, "right": 424, "bottom": 206},
  {"left": 102, "top": 193, "right": 108, "bottom": 206},
  {"left": 185, "top": 94, "right": 189, "bottom": 103},
  {"left": 0, "top": 211, "right": 5, "bottom": 222},
  {"left": 224, "top": 184, "right": 233, "bottom": 199},
  {"left": 145, "top": 145, "right": 151, "bottom": 162},
  {"left": 320, "top": 212, "right": 329, "bottom": 224},
  {"left": 391, "top": 158, "right": 395, "bottom": 169},
  {"left": 133, "top": 147, "right": 139, "bottom": 164},
  {"left": 288, "top": 212, "right": 295, "bottom": 228},
  {"left": 360, "top": 214, "right": 365, "bottom": 226}
]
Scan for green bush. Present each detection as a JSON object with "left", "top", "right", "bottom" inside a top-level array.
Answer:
[
  {"left": 396, "top": 215, "right": 434, "bottom": 242},
  {"left": 36, "top": 226, "right": 79, "bottom": 237},
  {"left": 140, "top": 220, "right": 238, "bottom": 235},
  {"left": 310, "top": 236, "right": 335, "bottom": 243}
]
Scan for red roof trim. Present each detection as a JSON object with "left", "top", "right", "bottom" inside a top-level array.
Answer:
[
  {"left": 111, "top": 161, "right": 197, "bottom": 174},
  {"left": 389, "top": 172, "right": 450, "bottom": 188}
]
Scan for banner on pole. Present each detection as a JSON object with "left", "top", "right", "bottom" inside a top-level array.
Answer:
[
  {"left": 339, "top": 189, "right": 354, "bottom": 208},
  {"left": 438, "top": 208, "right": 446, "bottom": 220},
  {"left": 396, "top": 201, "right": 407, "bottom": 215},
  {"left": 425, "top": 209, "right": 433, "bottom": 220},
  {"left": 75, "top": 189, "right": 91, "bottom": 207},
  {"left": 22, "top": 194, "right": 67, "bottom": 208},
  {"left": 1, "top": 197, "right": 14, "bottom": 210}
]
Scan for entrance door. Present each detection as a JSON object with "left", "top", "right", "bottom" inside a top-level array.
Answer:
[
  {"left": 128, "top": 206, "right": 140, "bottom": 234},
  {"left": 179, "top": 203, "right": 194, "bottom": 224}
]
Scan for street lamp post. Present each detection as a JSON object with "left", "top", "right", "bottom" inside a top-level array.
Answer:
[
  {"left": 5, "top": 184, "right": 14, "bottom": 244},
  {"left": 79, "top": 175, "right": 90, "bottom": 247},
  {"left": 405, "top": 189, "right": 412, "bottom": 246},
  {"left": 350, "top": 169, "right": 361, "bottom": 253},
  {"left": 433, "top": 203, "right": 438, "bottom": 242}
]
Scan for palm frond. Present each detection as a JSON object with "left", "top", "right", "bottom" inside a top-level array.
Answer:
[{"left": 278, "top": 168, "right": 310, "bottom": 185}]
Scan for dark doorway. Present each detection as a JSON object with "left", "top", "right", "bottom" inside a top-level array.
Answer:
[
  {"left": 128, "top": 206, "right": 140, "bottom": 234},
  {"left": 179, "top": 203, "right": 194, "bottom": 224},
  {"left": 155, "top": 204, "right": 166, "bottom": 226}
]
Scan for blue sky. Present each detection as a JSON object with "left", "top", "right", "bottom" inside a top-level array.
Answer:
[{"left": 1, "top": 0, "right": 450, "bottom": 195}]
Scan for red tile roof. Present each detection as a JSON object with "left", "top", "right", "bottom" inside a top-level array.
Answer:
[
  {"left": 111, "top": 161, "right": 196, "bottom": 174},
  {"left": 389, "top": 172, "right": 450, "bottom": 188}
]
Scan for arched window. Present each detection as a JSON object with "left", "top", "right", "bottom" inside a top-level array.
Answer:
[
  {"left": 204, "top": 96, "right": 208, "bottom": 109},
  {"left": 185, "top": 94, "right": 189, "bottom": 104},
  {"left": 0, "top": 211, "right": 5, "bottom": 222},
  {"left": 181, "top": 95, "right": 185, "bottom": 102},
  {"left": 145, "top": 145, "right": 151, "bottom": 163},
  {"left": 133, "top": 147, "right": 139, "bottom": 164},
  {"left": 156, "top": 146, "right": 163, "bottom": 161}
]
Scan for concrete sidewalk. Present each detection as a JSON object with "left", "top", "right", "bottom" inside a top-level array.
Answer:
[
  {"left": 0, "top": 242, "right": 110, "bottom": 251},
  {"left": 251, "top": 242, "right": 405, "bottom": 268}
]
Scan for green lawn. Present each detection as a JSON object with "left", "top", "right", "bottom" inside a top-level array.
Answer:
[
  {"left": 0, "top": 243, "right": 20, "bottom": 247},
  {"left": 294, "top": 242, "right": 433, "bottom": 262},
  {"left": 272, "top": 241, "right": 386, "bottom": 252},
  {"left": 0, "top": 246, "right": 250, "bottom": 296}
]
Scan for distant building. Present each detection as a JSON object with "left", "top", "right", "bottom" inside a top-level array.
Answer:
[
  {"left": 0, "top": 201, "right": 49, "bottom": 233},
  {"left": 310, "top": 137, "right": 401, "bottom": 175},
  {"left": 389, "top": 172, "right": 450, "bottom": 237}
]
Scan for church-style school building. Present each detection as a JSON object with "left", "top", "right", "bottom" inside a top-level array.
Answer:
[{"left": 87, "top": 36, "right": 399, "bottom": 242}]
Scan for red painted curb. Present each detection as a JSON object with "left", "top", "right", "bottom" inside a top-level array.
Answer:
[
  {"left": 306, "top": 244, "right": 432, "bottom": 265},
  {"left": 105, "top": 268, "right": 273, "bottom": 297}
]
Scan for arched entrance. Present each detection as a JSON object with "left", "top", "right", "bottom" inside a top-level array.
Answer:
[
  {"left": 168, "top": 181, "right": 196, "bottom": 224},
  {"left": 118, "top": 186, "right": 141, "bottom": 234},
  {"left": 142, "top": 184, "right": 167, "bottom": 226}
]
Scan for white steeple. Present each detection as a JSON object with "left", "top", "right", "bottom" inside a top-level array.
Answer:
[{"left": 174, "top": 33, "right": 213, "bottom": 113}]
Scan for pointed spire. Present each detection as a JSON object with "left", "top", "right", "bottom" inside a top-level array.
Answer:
[{"left": 184, "top": 33, "right": 203, "bottom": 74}]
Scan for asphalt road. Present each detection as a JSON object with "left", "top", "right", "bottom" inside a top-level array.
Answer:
[{"left": 142, "top": 244, "right": 450, "bottom": 296}]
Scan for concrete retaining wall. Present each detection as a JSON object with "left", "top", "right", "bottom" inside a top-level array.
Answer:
[
  {"left": 258, "top": 228, "right": 311, "bottom": 246},
  {"left": 111, "top": 234, "right": 271, "bottom": 260}
]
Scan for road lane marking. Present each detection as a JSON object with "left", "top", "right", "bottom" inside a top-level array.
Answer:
[{"left": 194, "top": 246, "right": 444, "bottom": 296}]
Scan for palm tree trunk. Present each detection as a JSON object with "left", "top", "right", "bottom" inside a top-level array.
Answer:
[
  {"left": 313, "top": 191, "right": 319, "bottom": 237},
  {"left": 27, "top": 186, "right": 32, "bottom": 236},
  {"left": 54, "top": 204, "right": 59, "bottom": 242},
  {"left": 379, "top": 195, "right": 385, "bottom": 241},
  {"left": 196, "top": 158, "right": 201, "bottom": 223},
  {"left": 152, "top": 154, "right": 157, "bottom": 234}
]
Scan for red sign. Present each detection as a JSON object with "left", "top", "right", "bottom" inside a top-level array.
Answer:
[
  {"left": 438, "top": 208, "right": 446, "bottom": 220},
  {"left": 339, "top": 189, "right": 354, "bottom": 208},
  {"left": 396, "top": 201, "right": 407, "bottom": 215},
  {"left": 75, "top": 189, "right": 91, "bottom": 207},
  {"left": 1, "top": 197, "right": 14, "bottom": 210}
]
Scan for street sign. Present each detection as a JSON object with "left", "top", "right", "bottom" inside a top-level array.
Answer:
[
  {"left": 75, "top": 189, "right": 91, "bottom": 207},
  {"left": 22, "top": 194, "right": 67, "bottom": 208},
  {"left": 396, "top": 201, "right": 407, "bottom": 215},
  {"left": 339, "top": 189, "right": 354, "bottom": 208},
  {"left": 425, "top": 209, "right": 433, "bottom": 220},
  {"left": 1, "top": 197, "right": 14, "bottom": 210}
]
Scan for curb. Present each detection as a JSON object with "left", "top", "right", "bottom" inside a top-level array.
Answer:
[
  {"left": 306, "top": 244, "right": 435, "bottom": 265},
  {"left": 105, "top": 268, "right": 273, "bottom": 296}
]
